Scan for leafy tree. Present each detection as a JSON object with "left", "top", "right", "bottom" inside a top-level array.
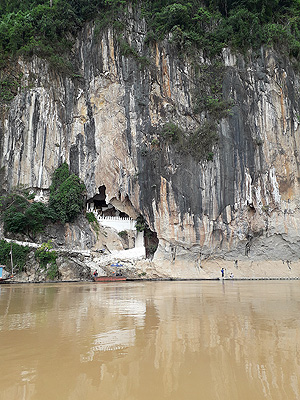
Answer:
[
  {"left": 24, "top": 202, "right": 52, "bottom": 233},
  {"left": 0, "top": 163, "right": 86, "bottom": 235},
  {"left": 2, "top": 194, "right": 30, "bottom": 233},
  {"left": 0, "top": 239, "right": 30, "bottom": 272},
  {"left": 2, "top": 194, "right": 51, "bottom": 237},
  {"left": 49, "top": 163, "right": 86, "bottom": 223},
  {"left": 49, "top": 162, "right": 70, "bottom": 194}
]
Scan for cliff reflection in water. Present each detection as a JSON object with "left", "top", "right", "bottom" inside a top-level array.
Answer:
[{"left": 0, "top": 281, "right": 299, "bottom": 400}]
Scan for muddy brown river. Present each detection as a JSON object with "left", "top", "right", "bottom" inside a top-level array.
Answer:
[{"left": 0, "top": 280, "right": 299, "bottom": 399}]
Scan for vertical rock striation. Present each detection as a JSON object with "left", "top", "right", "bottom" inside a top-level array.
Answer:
[{"left": 1, "top": 8, "right": 300, "bottom": 277}]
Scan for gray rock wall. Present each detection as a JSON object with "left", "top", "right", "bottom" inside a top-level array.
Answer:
[{"left": 1, "top": 7, "right": 300, "bottom": 276}]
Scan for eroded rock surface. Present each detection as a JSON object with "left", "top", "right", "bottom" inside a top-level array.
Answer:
[{"left": 1, "top": 8, "right": 300, "bottom": 278}]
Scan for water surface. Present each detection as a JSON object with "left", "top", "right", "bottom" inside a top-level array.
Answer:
[{"left": 0, "top": 280, "right": 299, "bottom": 399}]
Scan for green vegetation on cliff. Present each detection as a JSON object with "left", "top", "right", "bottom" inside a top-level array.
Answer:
[
  {"left": 143, "top": 0, "right": 300, "bottom": 59},
  {"left": 0, "top": 163, "right": 86, "bottom": 236},
  {"left": 1, "top": 0, "right": 300, "bottom": 62},
  {"left": 0, "top": 239, "right": 30, "bottom": 272},
  {"left": 0, "top": 0, "right": 99, "bottom": 62},
  {"left": 86, "top": 211, "right": 100, "bottom": 236},
  {"left": 49, "top": 162, "right": 86, "bottom": 224},
  {"left": 0, "top": 191, "right": 52, "bottom": 238},
  {"left": 1, "top": 0, "right": 300, "bottom": 164},
  {"left": 35, "top": 240, "right": 58, "bottom": 279},
  {"left": 1, "top": 0, "right": 300, "bottom": 105}
]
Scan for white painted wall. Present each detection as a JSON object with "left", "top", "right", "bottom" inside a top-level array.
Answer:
[{"left": 93, "top": 213, "right": 136, "bottom": 232}]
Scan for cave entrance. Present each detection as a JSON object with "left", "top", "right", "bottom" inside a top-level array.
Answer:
[
  {"left": 86, "top": 187, "right": 159, "bottom": 259},
  {"left": 145, "top": 230, "right": 159, "bottom": 259},
  {"left": 87, "top": 185, "right": 129, "bottom": 218}
]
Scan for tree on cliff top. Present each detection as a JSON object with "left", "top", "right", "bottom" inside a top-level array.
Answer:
[{"left": 1, "top": 0, "right": 300, "bottom": 61}]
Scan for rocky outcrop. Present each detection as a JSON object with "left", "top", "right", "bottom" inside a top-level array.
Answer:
[
  {"left": 1, "top": 6, "right": 300, "bottom": 278},
  {"left": 9, "top": 250, "right": 92, "bottom": 282}
]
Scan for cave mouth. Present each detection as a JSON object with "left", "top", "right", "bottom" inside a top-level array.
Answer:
[
  {"left": 87, "top": 186, "right": 159, "bottom": 258},
  {"left": 145, "top": 230, "right": 159, "bottom": 259},
  {"left": 86, "top": 185, "right": 129, "bottom": 218}
]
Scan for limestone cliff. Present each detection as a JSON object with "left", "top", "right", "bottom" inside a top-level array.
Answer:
[{"left": 1, "top": 7, "right": 300, "bottom": 278}]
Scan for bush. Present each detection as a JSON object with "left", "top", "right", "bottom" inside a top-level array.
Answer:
[
  {"left": 118, "top": 230, "right": 128, "bottom": 239},
  {"left": 49, "top": 163, "right": 86, "bottom": 224},
  {"left": 0, "top": 163, "right": 86, "bottom": 236},
  {"left": 86, "top": 211, "right": 97, "bottom": 224},
  {"left": 0, "top": 239, "right": 30, "bottom": 272},
  {"left": 46, "top": 262, "right": 59, "bottom": 280},
  {"left": 2, "top": 193, "right": 51, "bottom": 237},
  {"left": 35, "top": 240, "right": 58, "bottom": 279},
  {"left": 159, "top": 120, "right": 218, "bottom": 162},
  {"left": 161, "top": 123, "right": 184, "bottom": 144},
  {"left": 49, "top": 162, "right": 70, "bottom": 193},
  {"left": 135, "top": 215, "right": 148, "bottom": 232},
  {"left": 86, "top": 211, "right": 99, "bottom": 236}
]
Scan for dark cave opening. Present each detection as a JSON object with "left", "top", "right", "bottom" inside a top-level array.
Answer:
[
  {"left": 87, "top": 186, "right": 159, "bottom": 258},
  {"left": 87, "top": 185, "right": 129, "bottom": 218}
]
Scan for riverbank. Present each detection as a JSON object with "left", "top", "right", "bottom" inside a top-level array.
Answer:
[
  {"left": 2, "top": 277, "right": 300, "bottom": 285},
  {"left": 133, "top": 257, "right": 300, "bottom": 281},
  {"left": 2, "top": 237, "right": 300, "bottom": 282},
  {"left": 5, "top": 270, "right": 300, "bottom": 284}
]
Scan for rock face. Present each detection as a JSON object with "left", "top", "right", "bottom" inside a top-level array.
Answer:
[
  {"left": 1, "top": 7, "right": 300, "bottom": 278},
  {"left": 12, "top": 250, "right": 92, "bottom": 282}
]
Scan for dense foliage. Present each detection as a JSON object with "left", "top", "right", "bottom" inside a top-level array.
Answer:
[
  {"left": 143, "top": 0, "right": 300, "bottom": 59},
  {"left": 0, "top": 239, "right": 30, "bottom": 272},
  {"left": 0, "top": 0, "right": 124, "bottom": 65},
  {"left": 35, "top": 240, "right": 57, "bottom": 267},
  {"left": 0, "top": 192, "right": 52, "bottom": 238},
  {"left": 86, "top": 211, "right": 100, "bottom": 236},
  {"left": 1, "top": 1, "right": 300, "bottom": 161},
  {"left": 35, "top": 240, "right": 58, "bottom": 279},
  {"left": 0, "top": 163, "right": 86, "bottom": 236},
  {"left": 1, "top": 0, "right": 300, "bottom": 106},
  {"left": 1, "top": 0, "right": 300, "bottom": 63},
  {"left": 0, "top": 0, "right": 95, "bottom": 58},
  {"left": 49, "top": 162, "right": 86, "bottom": 224}
]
